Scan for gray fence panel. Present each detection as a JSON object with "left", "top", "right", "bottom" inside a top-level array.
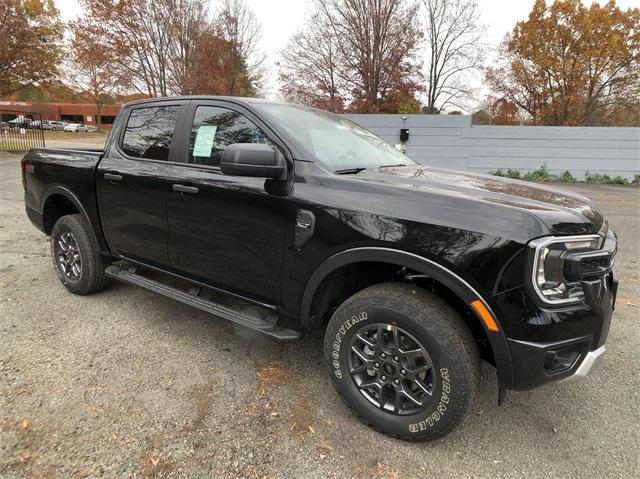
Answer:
[
  {"left": 343, "top": 114, "right": 640, "bottom": 180},
  {"left": 343, "top": 114, "right": 470, "bottom": 128}
]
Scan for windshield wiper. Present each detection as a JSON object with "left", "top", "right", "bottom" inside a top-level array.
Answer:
[
  {"left": 334, "top": 167, "right": 367, "bottom": 175},
  {"left": 378, "top": 163, "right": 410, "bottom": 168}
]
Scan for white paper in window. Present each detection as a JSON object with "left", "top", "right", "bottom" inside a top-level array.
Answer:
[{"left": 193, "top": 125, "right": 217, "bottom": 157}]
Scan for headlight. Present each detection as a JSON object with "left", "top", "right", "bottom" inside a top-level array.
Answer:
[{"left": 530, "top": 235, "right": 601, "bottom": 305}]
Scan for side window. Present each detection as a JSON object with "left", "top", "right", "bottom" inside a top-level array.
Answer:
[
  {"left": 121, "top": 106, "right": 179, "bottom": 161},
  {"left": 189, "top": 106, "right": 270, "bottom": 167}
]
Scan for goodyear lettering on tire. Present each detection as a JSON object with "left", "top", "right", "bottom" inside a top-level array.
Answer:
[{"left": 332, "top": 312, "right": 368, "bottom": 379}]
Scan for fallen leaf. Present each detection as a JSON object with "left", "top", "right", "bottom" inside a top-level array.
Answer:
[
  {"left": 20, "top": 419, "right": 29, "bottom": 429},
  {"left": 308, "top": 425, "right": 316, "bottom": 434},
  {"left": 19, "top": 449, "right": 32, "bottom": 463},
  {"left": 319, "top": 442, "right": 333, "bottom": 451}
]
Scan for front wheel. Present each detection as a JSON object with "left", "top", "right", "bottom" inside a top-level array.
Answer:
[{"left": 324, "top": 283, "right": 479, "bottom": 441}]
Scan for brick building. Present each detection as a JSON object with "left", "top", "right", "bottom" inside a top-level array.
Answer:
[{"left": 0, "top": 101, "right": 122, "bottom": 126}]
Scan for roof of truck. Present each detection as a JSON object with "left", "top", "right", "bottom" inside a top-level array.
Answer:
[{"left": 123, "top": 96, "right": 284, "bottom": 109}]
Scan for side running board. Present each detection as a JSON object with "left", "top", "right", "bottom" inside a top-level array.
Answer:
[{"left": 105, "top": 264, "right": 300, "bottom": 342}]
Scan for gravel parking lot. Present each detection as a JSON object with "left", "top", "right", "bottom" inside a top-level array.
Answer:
[{"left": 1, "top": 150, "right": 639, "bottom": 478}]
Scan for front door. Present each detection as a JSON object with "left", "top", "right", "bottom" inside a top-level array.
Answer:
[
  {"left": 97, "top": 102, "right": 185, "bottom": 267},
  {"left": 166, "top": 102, "right": 291, "bottom": 303}
]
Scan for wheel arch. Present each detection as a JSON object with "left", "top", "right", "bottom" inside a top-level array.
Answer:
[
  {"left": 301, "top": 247, "right": 515, "bottom": 388},
  {"left": 41, "top": 186, "right": 107, "bottom": 252}
]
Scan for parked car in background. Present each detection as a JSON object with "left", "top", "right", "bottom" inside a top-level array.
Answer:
[
  {"left": 8, "top": 116, "right": 31, "bottom": 128},
  {"left": 28, "top": 120, "right": 42, "bottom": 129},
  {"left": 63, "top": 123, "right": 90, "bottom": 132},
  {"left": 42, "top": 121, "right": 66, "bottom": 131}
]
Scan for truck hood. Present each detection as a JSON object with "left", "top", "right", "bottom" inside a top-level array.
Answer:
[{"left": 356, "top": 165, "right": 605, "bottom": 236}]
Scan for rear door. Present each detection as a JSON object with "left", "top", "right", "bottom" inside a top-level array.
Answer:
[
  {"left": 164, "top": 100, "right": 291, "bottom": 303},
  {"left": 97, "top": 101, "right": 187, "bottom": 268}
]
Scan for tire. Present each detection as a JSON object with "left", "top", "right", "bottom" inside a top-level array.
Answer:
[
  {"left": 324, "top": 282, "right": 479, "bottom": 441},
  {"left": 50, "top": 214, "right": 108, "bottom": 295}
]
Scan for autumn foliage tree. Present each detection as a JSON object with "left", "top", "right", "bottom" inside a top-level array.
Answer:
[
  {"left": 77, "top": 0, "right": 261, "bottom": 98},
  {"left": 0, "top": 0, "right": 63, "bottom": 96},
  {"left": 487, "top": 0, "right": 640, "bottom": 126},
  {"left": 279, "top": 0, "right": 422, "bottom": 113},
  {"left": 472, "top": 96, "right": 521, "bottom": 125},
  {"left": 68, "top": 24, "right": 125, "bottom": 131}
]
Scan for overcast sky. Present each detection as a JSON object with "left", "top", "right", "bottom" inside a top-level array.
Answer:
[{"left": 54, "top": 0, "right": 640, "bottom": 108}]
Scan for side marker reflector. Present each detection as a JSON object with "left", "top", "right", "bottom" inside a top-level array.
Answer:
[{"left": 470, "top": 300, "right": 499, "bottom": 332}]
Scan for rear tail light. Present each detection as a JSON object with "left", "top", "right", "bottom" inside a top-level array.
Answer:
[
  {"left": 21, "top": 158, "right": 33, "bottom": 190},
  {"left": 21, "top": 157, "right": 27, "bottom": 190}
]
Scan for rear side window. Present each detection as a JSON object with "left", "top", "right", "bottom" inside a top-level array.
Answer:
[
  {"left": 189, "top": 106, "right": 270, "bottom": 167},
  {"left": 121, "top": 106, "right": 179, "bottom": 161}
]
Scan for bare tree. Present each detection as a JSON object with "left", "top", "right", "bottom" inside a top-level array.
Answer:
[
  {"left": 81, "top": 0, "right": 211, "bottom": 97},
  {"left": 215, "top": 0, "right": 264, "bottom": 95},
  {"left": 278, "top": 13, "right": 345, "bottom": 111},
  {"left": 166, "top": 0, "right": 210, "bottom": 95},
  {"left": 281, "top": 0, "right": 421, "bottom": 112},
  {"left": 320, "top": 0, "right": 422, "bottom": 112},
  {"left": 422, "top": 0, "right": 485, "bottom": 113}
]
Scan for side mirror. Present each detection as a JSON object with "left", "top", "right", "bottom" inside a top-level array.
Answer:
[{"left": 221, "top": 143, "right": 286, "bottom": 179}]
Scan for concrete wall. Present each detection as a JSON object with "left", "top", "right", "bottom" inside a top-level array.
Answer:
[{"left": 342, "top": 114, "right": 640, "bottom": 180}]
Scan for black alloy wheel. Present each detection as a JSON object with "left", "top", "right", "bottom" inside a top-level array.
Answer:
[
  {"left": 324, "top": 283, "right": 479, "bottom": 441},
  {"left": 348, "top": 323, "right": 436, "bottom": 415},
  {"left": 54, "top": 231, "right": 82, "bottom": 281},
  {"left": 50, "top": 214, "right": 108, "bottom": 295}
]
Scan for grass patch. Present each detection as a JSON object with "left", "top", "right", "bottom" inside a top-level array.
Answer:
[
  {"left": 584, "top": 171, "right": 630, "bottom": 184},
  {"left": 491, "top": 164, "right": 632, "bottom": 184}
]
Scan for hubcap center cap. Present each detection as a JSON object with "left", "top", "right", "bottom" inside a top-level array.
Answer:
[{"left": 383, "top": 363, "right": 396, "bottom": 376}]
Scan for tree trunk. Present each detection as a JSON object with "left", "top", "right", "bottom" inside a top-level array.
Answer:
[{"left": 96, "top": 101, "right": 102, "bottom": 133}]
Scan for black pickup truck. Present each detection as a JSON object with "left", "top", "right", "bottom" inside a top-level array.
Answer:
[{"left": 22, "top": 96, "right": 617, "bottom": 440}]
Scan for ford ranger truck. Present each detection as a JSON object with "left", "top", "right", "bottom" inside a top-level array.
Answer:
[{"left": 22, "top": 96, "right": 618, "bottom": 441}]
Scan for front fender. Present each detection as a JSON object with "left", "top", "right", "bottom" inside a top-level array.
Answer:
[{"left": 301, "top": 246, "right": 515, "bottom": 388}]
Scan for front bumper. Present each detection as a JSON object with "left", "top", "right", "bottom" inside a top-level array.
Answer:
[
  {"left": 497, "top": 269, "right": 617, "bottom": 391},
  {"left": 557, "top": 345, "right": 606, "bottom": 384}
]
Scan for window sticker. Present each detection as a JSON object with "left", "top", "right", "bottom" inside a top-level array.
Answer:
[{"left": 193, "top": 125, "right": 218, "bottom": 157}]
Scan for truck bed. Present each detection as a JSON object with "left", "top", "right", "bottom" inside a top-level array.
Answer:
[{"left": 22, "top": 147, "right": 105, "bottom": 248}]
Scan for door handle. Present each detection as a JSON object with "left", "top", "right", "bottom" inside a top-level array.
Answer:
[
  {"left": 173, "top": 184, "right": 199, "bottom": 195},
  {"left": 104, "top": 172, "right": 123, "bottom": 182}
]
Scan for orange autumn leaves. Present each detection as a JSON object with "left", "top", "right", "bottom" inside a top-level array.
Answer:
[{"left": 487, "top": 0, "right": 640, "bottom": 126}]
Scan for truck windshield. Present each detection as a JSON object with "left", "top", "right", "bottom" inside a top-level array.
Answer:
[{"left": 255, "top": 103, "right": 416, "bottom": 171}]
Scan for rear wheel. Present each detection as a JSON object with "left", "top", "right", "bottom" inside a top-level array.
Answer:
[
  {"left": 324, "top": 282, "right": 479, "bottom": 441},
  {"left": 51, "top": 214, "right": 108, "bottom": 295}
]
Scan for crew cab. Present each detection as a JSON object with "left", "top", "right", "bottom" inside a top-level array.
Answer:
[{"left": 22, "top": 96, "right": 618, "bottom": 440}]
